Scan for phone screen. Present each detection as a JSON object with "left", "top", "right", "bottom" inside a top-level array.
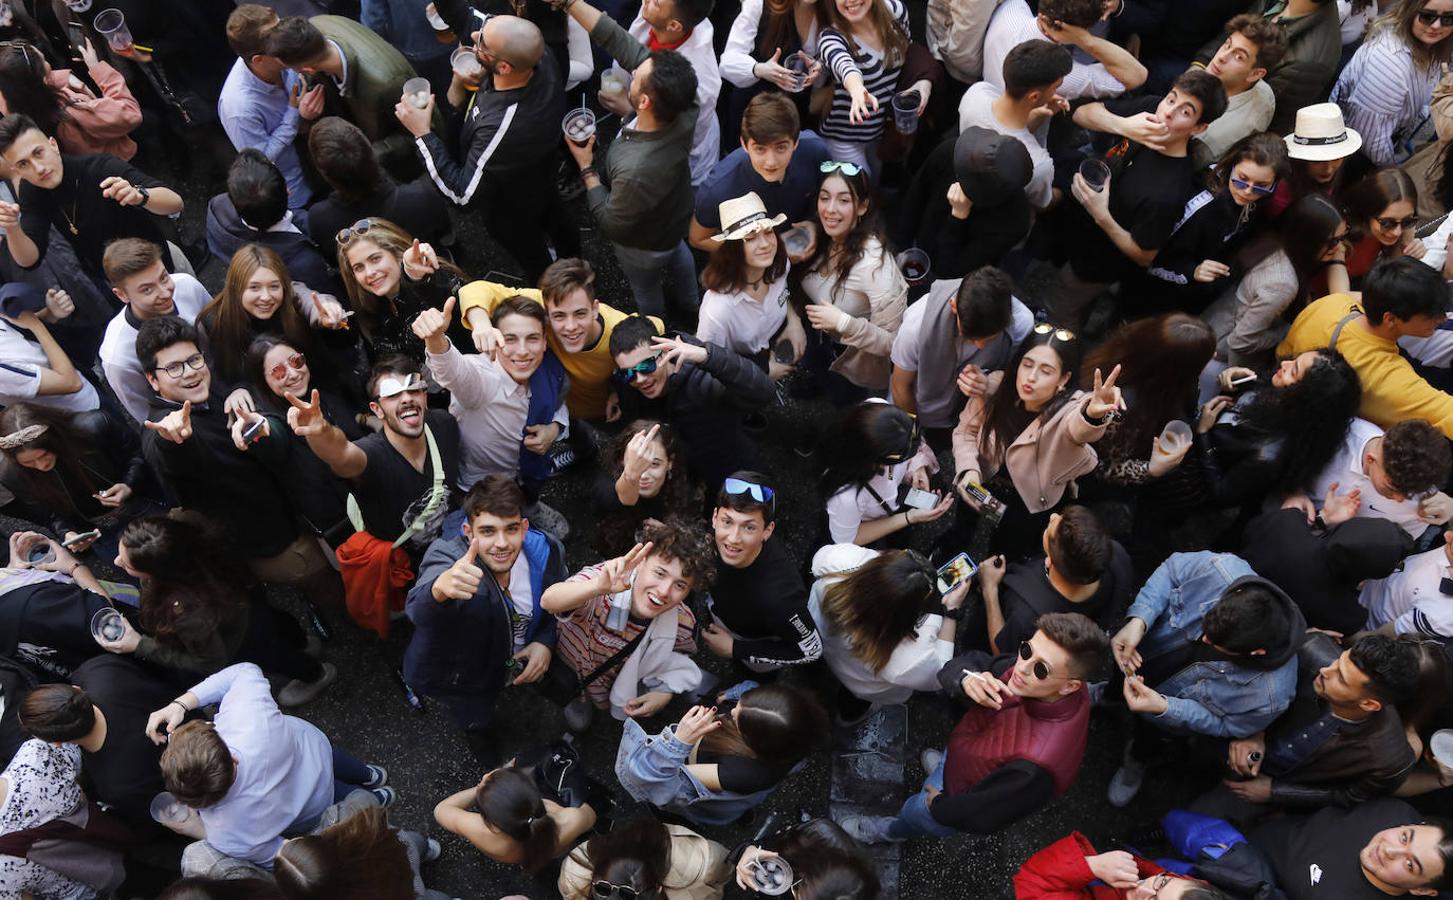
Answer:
[{"left": 936, "top": 552, "right": 977, "bottom": 594}]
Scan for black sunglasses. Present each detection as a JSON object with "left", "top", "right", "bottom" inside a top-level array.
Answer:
[
  {"left": 1375, "top": 214, "right": 1419, "bottom": 232},
  {"left": 1019, "top": 641, "right": 1053, "bottom": 680},
  {"left": 1418, "top": 9, "right": 1453, "bottom": 28}
]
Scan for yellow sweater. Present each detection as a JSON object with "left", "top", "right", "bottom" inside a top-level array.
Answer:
[
  {"left": 1277, "top": 292, "right": 1453, "bottom": 438},
  {"left": 457, "top": 281, "right": 662, "bottom": 419}
]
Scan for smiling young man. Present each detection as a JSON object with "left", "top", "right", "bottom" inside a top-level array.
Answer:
[
  {"left": 844, "top": 612, "right": 1108, "bottom": 843},
  {"left": 407, "top": 475, "right": 566, "bottom": 764},
  {"left": 100, "top": 239, "right": 214, "bottom": 422},
  {"left": 1192, "top": 13, "right": 1285, "bottom": 166}
]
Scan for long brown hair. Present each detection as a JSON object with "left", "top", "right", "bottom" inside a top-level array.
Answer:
[
  {"left": 795, "top": 168, "right": 891, "bottom": 308},
  {"left": 818, "top": 550, "right": 939, "bottom": 672},
  {"left": 475, "top": 767, "right": 560, "bottom": 873},
  {"left": 273, "top": 806, "right": 415, "bottom": 900},
  {"left": 820, "top": 0, "right": 907, "bottom": 68},
  {"left": 1368, "top": 0, "right": 1453, "bottom": 71},
  {"left": 700, "top": 231, "right": 788, "bottom": 293},
  {"left": 1343, "top": 167, "right": 1419, "bottom": 242},
  {"left": 1081, "top": 314, "right": 1214, "bottom": 454},
  {"left": 0, "top": 403, "right": 102, "bottom": 515},
  {"left": 699, "top": 683, "right": 827, "bottom": 765},
  {"left": 199, "top": 244, "right": 314, "bottom": 384},
  {"left": 119, "top": 515, "right": 250, "bottom": 642},
  {"left": 336, "top": 218, "right": 466, "bottom": 334}
]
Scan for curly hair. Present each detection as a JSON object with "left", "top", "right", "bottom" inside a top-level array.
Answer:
[
  {"left": 593, "top": 420, "right": 694, "bottom": 557},
  {"left": 1381, "top": 420, "right": 1452, "bottom": 498},
  {"left": 636, "top": 517, "right": 718, "bottom": 590},
  {"left": 1238, "top": 349, "right": 1361, "bottom": 494}
]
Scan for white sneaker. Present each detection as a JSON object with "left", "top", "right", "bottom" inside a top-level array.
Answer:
[{"left": 1107, "top": 759, "right": 1146, "bottom": 808}]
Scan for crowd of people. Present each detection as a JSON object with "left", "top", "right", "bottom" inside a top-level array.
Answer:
[{"left": 5, "top": 0, "right": 1453, "bottom": 896}]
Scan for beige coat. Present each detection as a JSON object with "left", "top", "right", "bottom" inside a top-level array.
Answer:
[
  {"left": 799, "top": 237, "right": 907, "bottom": 391},
  {"left": 557, "top": 823, "right": 732, "bottom": 900},
  {"left": 1406, "top": 68, "right": 1453, "bottom": 219},
  {"left": 951, "top": 373, "right": 1108, "bottom": 514}
]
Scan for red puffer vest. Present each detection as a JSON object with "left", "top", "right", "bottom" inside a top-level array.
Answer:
[{"left": 943, "top": 669, "right": 1091, "bottom": 798}]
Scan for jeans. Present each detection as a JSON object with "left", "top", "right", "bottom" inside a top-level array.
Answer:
[
  {"left": 612, "top": 241, "right": 699, "bottom": 319},
  {"left": 331, "top": 747, "right": 372, "bottom": 801},
  {"left": 887, "top": 752, "right": 957, "bottom": 839}
]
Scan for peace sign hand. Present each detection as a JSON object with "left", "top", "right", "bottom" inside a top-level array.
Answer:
[
  {"left": 1085, "top": 364, "right": 1125, "bottom": 420},
  {"left": 594, "top": 541, "right": 654, "bottom": 595},
  {"left": 285, "top": 389, "right": 327, "bottom": 437}
]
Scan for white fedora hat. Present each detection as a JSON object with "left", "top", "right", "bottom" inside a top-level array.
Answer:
[
  {"left": 1284, "top": 102, "right": 1363, "bottom": 162},
  {"left": 713, "top": 192, "right": 787, "bottom": 242}
]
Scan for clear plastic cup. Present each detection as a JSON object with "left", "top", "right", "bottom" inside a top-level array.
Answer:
[
  {"left": 401, "top": 77, "right": 431, "bottom": 110},
  {"left": 599, "top": 69, "right": 628, "bottom": 98},
  {"left": 451, "top": 46, "right": 483, "bottom": 82},
  {"left": 92, "top": 9, "right": 133, "bottom": 55},
  {"left": 751, "top": 856, "right": 795, "bottom": 896},
  {"left": 891, "top": 90, "right": 920, "bottom": 134},
  {"left": 1079, "top": 158, "right": 1111, "bottom": 192},
  {"left": 1156, "top": 420, "right": 1193, "bottom": 455},
  {"left": 27, "top": 542, "right": 54, "bottom": 566},
  {"left": 425, "top": 2, "right": 455, "bottom": 42},
  {"left": 781, "top": 225, "right": 811, "bottom": 256},
  {"left": 895, "top": 247, "right": 931, "bottom": 284},
  {"left": 90, "top": 607, "right": 125, "bottom": 643},
  {"left": 1432, "top": 730, "right": 1453, "bottom": 768},
  {"left": 149, "top": 791, "right": 191, "bottom": 826},
  {"left": 784, "top": 52, "right": 810, "bottom": 93},
  {"left": 562, "top": 107, "right": 596, "bottom": 146}
]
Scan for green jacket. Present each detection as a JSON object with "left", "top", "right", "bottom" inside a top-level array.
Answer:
[
  {"left": 311, "top": 15, "right": 443, "bottom": 169},
  {"left": 1198, "top": 0, "right": 1341, "bottom": 135}
]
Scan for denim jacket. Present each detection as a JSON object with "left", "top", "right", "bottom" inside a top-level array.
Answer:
[{"left": 1125, "top": 552, "right": 1302, "bottom": 739}]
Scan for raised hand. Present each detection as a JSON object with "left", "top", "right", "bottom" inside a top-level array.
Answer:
[
  {"left": 1085, "top": 365, "right": 1125, "bottom": 420},
  {"left": 99, "top": 176, "right": 148, "bottom": 207},
  {"left": 143, "top": 401, "right": 193, "bottom": 445},
  {"left": 1321, "top": 481, "right": 1362, "bottom": 527},
  {"left": 433, "top": 537, "right": 485, "bottom": 602},
  {"left": 411, "top": 295, "right": 456, "bottom": 349},
  {"left": 401, "top": 239, "right": 440, "bottom": 280},
  {"left": 906, "top": 493, "right": 953, "bottom": 526},
  {"left": 1116, "top": 111, "right": 1170, "bottom": 151},
  {"left": 1122, "top": 675, "right": 1168, "bottom": 715},
  {"left": 594, "top": 541, "right": 654, "bottom": 595},
  {"left": 650, "top": 335, "right": 707, "bottom": 369},
  {"left": 145, "top": 702, "right": 186, "bottom": 745},
  {"left": 467, "top": 306, "right": 505, "bottom": 359},
  {"left": 673, "top": 704, "right": 722, "bottom": 743},
  {"left": 946, "top": 182, "right": 973, "bottom": 220},
  {"left": 229, "top": 410, "right": 270, "bottom": 452},
  {"left": 622, "top": 423, "right": 661, "bottom": 483},
  {"left": 959, "top": 669, "right": 1008, "bottom": 709},
  {"left": 1111, "top": 617, "right": 1146, "bottom": 675},
  {"left": 285, "top": 390, "right": 327, "bottom": 437}
]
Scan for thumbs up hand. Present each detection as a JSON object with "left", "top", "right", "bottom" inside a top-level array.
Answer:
[{"left": 432, "top": 536, "right": 485, "bottom": 602}]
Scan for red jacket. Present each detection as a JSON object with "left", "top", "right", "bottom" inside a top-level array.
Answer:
[
  {"left": 1013, "top": 833, "right": 1166, "bottom": 898},
  {"left": 336, "top": 530, "right": 413, "bottom": 638}
]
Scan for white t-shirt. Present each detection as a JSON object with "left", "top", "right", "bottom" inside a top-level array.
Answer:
[
  {"left": 99, "top": 273, "right": 211, "bottom": 422},
  {"left": 826, "top": 462, "right": 911, "bottom": 544},
  {"left": 957, "top": 82, "right": 1053, "bottom": 210},
  {"left": 696, "top": 276, "right": 790, "bottom": 357},
  {"left": 1310, "top": 418, "right": 1425, "bottom": 537},
  {"left": 982, "top": 0, "right": 1128, "bottom": 101},
  {"left": 505, "top": 551, "right": 534, "bottom": 652},
  {"left": 0, "top": 320, "right": 98, "bottom": 412},
  {"left": 1359, "top": 543, "right": 1453, "bottom": 636}
]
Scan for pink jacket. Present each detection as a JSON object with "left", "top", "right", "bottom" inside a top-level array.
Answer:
[
  {"left": 951, "top": 372, "right": 1108, "bottom": 514},
  {"left": 0, "top": 63, "right": 142, "bottom": 160}
]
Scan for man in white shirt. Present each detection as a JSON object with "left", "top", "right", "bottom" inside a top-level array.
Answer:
[
  {"left": 98, "top": 239, "right": 211, "bottom": 422},
  {"left": 982, "top": 0, "right": 1146, "bottom": 101},
  {"left": 1296, "top": 418, "right": 1453, "bottom": 539},
  {"left": 1359, "top": 533, "right": 1453, "bottom": 638},
  {"left": 1192, "top": 13, "right": 1284, "bottom": 167},
  {"left": 0, "top": 290, "right": 97, "bottom": 413},
  {"left": 959, "top": 39, "right": 1073, "bottom": 211}
]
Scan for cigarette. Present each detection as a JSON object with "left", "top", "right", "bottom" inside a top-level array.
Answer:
[{"left": 1229, "top": 373, "right": 1257, "bottom": 386}]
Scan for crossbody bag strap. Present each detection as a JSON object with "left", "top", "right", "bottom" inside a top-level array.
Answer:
[
  {"left": 392, "top": 426, "right": 446, "bottom": 548},
  {"left": 861, "top": 479, "right": 897, "bottom": 517},
  {"left": 1328, "top": 309, "right": 1362, "bottom": 352},
  {"left": 579, "top": 626, "right": 650, "bottom": 689}
]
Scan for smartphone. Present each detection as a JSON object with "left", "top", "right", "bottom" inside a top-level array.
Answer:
[
  {"left": 62, "top": 529, "right": 100, "bottom": 549},
  {"left": 1229, "top": 372, "right": 1257, "bottom": 387},
  {"left": 936, "top": 552, "right": 978, "bottom": 594},
  {"left": 772, "top": 338, "right": 794, "bottom": 365},
  {"left": 960, "top": 480, "right": 1007, "bottom": 516},
  {"left": 242, "top": 418, "right": 266, "bottom": 444},
  {"left": 903, "top": 488, "right": 937, "bottom": 510},
  {"left": 65, "top": 21, "right": 85, "bottom": 56}
]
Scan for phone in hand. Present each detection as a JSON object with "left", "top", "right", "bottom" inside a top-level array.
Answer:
[
  {"left": 903, "top": 487, "right": 937, "bottom": 510},
  {"left": 959, "top": 479, "right": 1007, "bottom": 517},
  {"left": 241, "top": 417, "right": 266, "bottom": 444},
  {"left": 936, "top": 552, "right": 978, "bottom": 594},
  {"left": 62, "top": 529, "right": 101, "bottom": 549},
  {"left": 772, "top": 338, "right": 794, "bottom": 365},
  {"left": 65, "top": 21, "right": 86, "bottom": 56}
]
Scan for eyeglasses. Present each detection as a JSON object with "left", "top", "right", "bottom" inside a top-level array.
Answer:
[
  {"left": 614, "top": 352, "right": 662, "bottom": 384},
  {"left": 1323, "top": 230, "right": 1350, "bottom": 251},
  {"left": 1417, "top": 9, "right": 1453, "bottom": 28},
  {"left": 1375, "top": 215, "right": 1420, "bottom": 232},
  {"left": 154, "top": 352, "right": 207, "bottom": 379},
  {"left": 819, "top": 160, "right": 863, "bottom": 177},
  {"left": 1032, "top": 322, "right": 1077, "bottom": 344},
  {"left": 592, "top": 881, "right": 655, "bottom": 900},
  {"left": 336, "top": 218, "right": 376, "bottom": 246},
  {"left": 1144, "top": 872, "right": 1176, "bottom": 897},
  {"left": 267, "top": 352, "right": 306, "bottom": 382},
  {"left": 374, "top": 375, "right": 427, "bottom": 399},
  {"left": 879, "top": 411, "right": 920, "bottom": 464},
  {"left": 1229, "top": 176, "right": 1277, "bottom": 197},
  {"left": 1019, "top": 641, "right": 1055, "bottom": 681},
  {"left": 723, "top": 477, "right": 776, "bottom": 510}
]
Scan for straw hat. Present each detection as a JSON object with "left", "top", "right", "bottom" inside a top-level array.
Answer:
[
  {"left": 1283, "top": 103, "right": 1363, "bottom": 162},
  {"left": 712, "top": 192, "right": 787, "bottom": 241}
]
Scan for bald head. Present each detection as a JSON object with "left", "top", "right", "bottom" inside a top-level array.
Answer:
[{"left": 484, "top": 15, "right": 544, "bottom": 71}]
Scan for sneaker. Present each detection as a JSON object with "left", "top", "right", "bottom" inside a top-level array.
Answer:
[
  {"left": 277, "top": 663, "right": 337, "bottom": 708},
  {"left": 563, "top": 697, "right": 594, "bottom": 733},
  {"left": 361, "top": 765, "right": 388, "bottom": 789},
  {"left": 920, "top": 748, "right": 943, "bottom": 779},
  {"left": 424, "top": 838, "right": 442, "bottom": 863},
  {"left": 548, "top": 443, "right": 577, "bottom": 475},
  {"left": 1107, "top": 758, "right": 1146, "bottom": 808},
  {"left": 529, "top": 501, "right": 570, "bottom": 541},
  {"left": 840, "top": 815, "right": 900, "bottom": 845},
  {"left": 369, "top": 786, "right": 397, "bottom": 808}
]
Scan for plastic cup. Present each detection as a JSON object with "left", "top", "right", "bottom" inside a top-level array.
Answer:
[
  {"left": 891, "top": 90, "right": 920, "bottom": 134},
  {"left": 781, "top": 225, "right": 811, "bottom": 256},
  {"left": 149, "top": 791, "right": 190, "bottom": 826},
  {"left": 451, "top": 46, "right": 483, "bottom": 82},
  {"left": 784, "top": 52, "right": 810, "bottom": 93},
  {"left": 562, "top": 107, "right": 596, "bottom": 146},
  {"left": 92, "top": 8, "right": 133, "bottom": 55},
  {"left": 27, "top": 542, "right": 54, "bottom": 566},
  {"left": 599, "top": 69, "right": 628, "bottom": 98},
  {"left": 401, "top": 77, "right": 431, "bottom": 110},
  {"left": 1433, "top": 730, "right": 1453, "bottom": 768},
  {"left": 1156, "top": 419, "right": 1193, "bottom": 454},
  {"left": 90, "top": 607, "right": 125, "bottom": 643},
  {"left": 1079, "top": 158, "right": 1111, "bottom": 192},
  {"left": 751, "top": 857, "right": 795, "bottom": 896},
  {"left": 895, "top": 247, "right": 931, "bottom": 285}
]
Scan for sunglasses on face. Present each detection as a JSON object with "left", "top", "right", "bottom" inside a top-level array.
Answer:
[
  {"left": 374, "top": 375, "right": 426, "bottom": 399},
  {"left": 155, "top": 352, "right": 207, "bottom": 379},
  {"left": 1417, "top": 9, "right": 1453, "bottom": 27},
  {"left": 723, "top": 477, "right": 776, "bottom": 510},
  {"left": 879, "top": 412, "right": 920, "bottom": 464},
  {"left": 614, "top": 352, "right": 662, "bottom": 384},
  {"left": 1229, "top": 176, "right": 1277, "bottom": 197},
  {"left": 336, "top": 218, "right": 376, "bottom": 246},
  {"left": 1375, "top": 215, "right": 1420, "bottom": 232},
  {"left": 819, "top": 160, "right": 863, "bottom": 177},
  {"left": 1323, "top": 230, "right": 1350, "bottom": 251},
  {"left": 1019, "top": 641, "right": 1055, "bottom": 680},
  {"left": 267, "top": 352, "right": 306, "bottom": 382},
  {"left": 1032, "top": 322, "right": 1077, "bottom": 344}
]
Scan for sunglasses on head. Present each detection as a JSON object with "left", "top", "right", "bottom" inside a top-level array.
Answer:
[
  {"left": 592, "top": 881, "right": 655, "bottom": 900},
  {"left": 819, "top": 160, "right": 863, "bottom": 177},
  {"left": 614, "top": 352, "right": 662, "bottom": 384},
  {"left": 336, "top": 218, "right": 376, "bottom": 246},
  {"left": 723, "top": 477, "right": 776, "bottom": 510},
  {"left": 1418, "top": 9, "right": 1453, "bottom": 27},
  {"left": 374, "top": 375, "right": 426, "bottom": 399},
  {"left": 1376, "top": 215, "right": 1420, "bottom": 232},
  {"left": 1229, "top": 176, "right": 1277, "bottom": 197},
  {"left": 267, "top": 352, "right": 306, "bottom": 382},
  {"left": 879, "top": 411, "right": 920, "bottom": 464},
  {"left": 1032, "top": 322, "right": 1077, "bottom": 344},
  {"left": 1019, "top": 641, "right": 1056, "bottom": 681}
]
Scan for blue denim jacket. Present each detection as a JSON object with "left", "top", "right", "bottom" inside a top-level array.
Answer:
[{"left": 1125, "top": 552, "right": 1300, "bottom": 739}]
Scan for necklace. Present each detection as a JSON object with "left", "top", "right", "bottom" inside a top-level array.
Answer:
[{"left": 59, "top": 178, "right": 79, "bottom": 236}]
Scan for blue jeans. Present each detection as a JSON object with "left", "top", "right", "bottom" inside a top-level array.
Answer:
[
  {"left": 612, "top": 241, "right": 699, "bottom": 319},
  {"left": 332, "top": 748, "right": 372, "bottom": 801},
  {"left": 886, "top": 751, "right": 957, "bottom": 840}
]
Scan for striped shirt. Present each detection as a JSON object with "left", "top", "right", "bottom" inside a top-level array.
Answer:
[
  {"left": 1332, "top": 31, "right": 1440, "bottom": 167},
  {"left": 555, "top": 565, "right": 698, "bottom": 710},
  {"left": 816, "top": 0, "right": 911, "bottom": 144}
]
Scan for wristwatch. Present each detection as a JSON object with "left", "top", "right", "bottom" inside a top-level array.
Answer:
[{"left": 134, "top": 186, "right": 151, "bottom": 207}]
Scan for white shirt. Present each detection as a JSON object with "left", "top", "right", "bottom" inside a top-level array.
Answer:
[
  {"left": 982, "top": 0, "right": 1129, "bottom": 101},
  {"left": 100, "top": 273, "right": 211, "bottom": 422},
  {"left": 1310, "top": 418, "right": 1425, "bottom": 537},
  {"left": 506, "top": 551, "right": 534, "bottom": 652},
  {"left": 0, "top": 320, "right": 97, "bottom": 413},
  {"left": 696, "top": 275, "right": 790, "bottom": 356},
  {"left": 1359, "top": 543, "right": 1453, "bottom": 636},
  {"left": 823, "top": 431, "right": 938, "bottom": 543},
  {"left": 190, "top": 664, "right": 334, "bottom": 867},
  {"left": 620, "top": 17, "right": 721, "bottom": 186},
  {"left": 718, "top": 0, "right": 821, "bottom": 88},
  {"left": 425, "top": 339, "right": 569, "bottom": 490},
  {"left": 958, "top": 81, "right": 1053, "bottom": 210}
]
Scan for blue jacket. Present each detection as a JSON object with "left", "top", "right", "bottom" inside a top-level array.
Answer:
[
  {"left": 361, "top": 0, "right": 455, "bottom": 65},
  {"left": 403, "top": 511, "right": 566, "bottom": 726},
  {"left": 1125, "top": 552, "right": 1302, "bottom": 740}
]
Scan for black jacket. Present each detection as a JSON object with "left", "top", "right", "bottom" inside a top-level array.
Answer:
[
  {"left": 204, "top": 193, "right": 341, "bottom": 297},
  {"left": 0, "top": 410, "right": 147, "bottom": 536}
]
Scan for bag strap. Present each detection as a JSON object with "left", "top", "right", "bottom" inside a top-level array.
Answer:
[
  {"left": 579, "top": 625, "right": 650, "bottom": 690},
  {"left": 1328, "top": 309, "right": 1361, "bottom": 352},
  {"left": 345, "top": 425, "right": 447, "bottom": 547},
  {"left": 862, "top": 480, "right": 897, "bottom": 517}
]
